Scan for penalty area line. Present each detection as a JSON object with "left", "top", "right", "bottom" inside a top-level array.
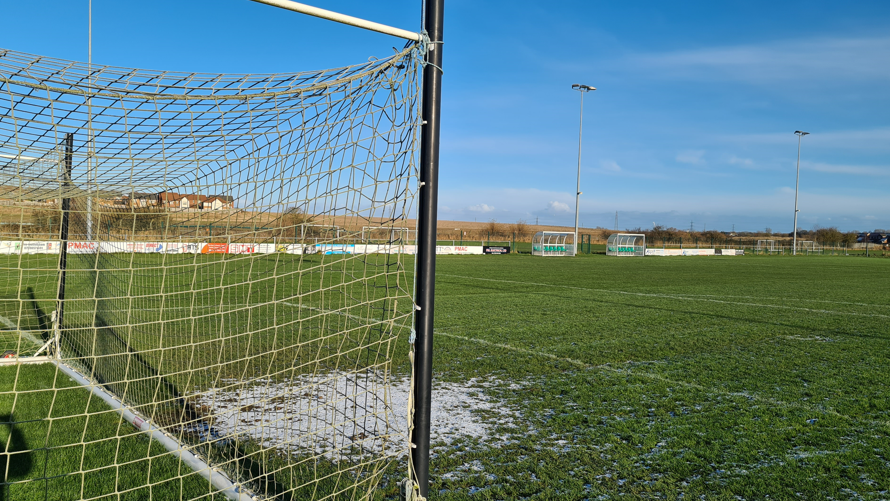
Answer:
[{"left": 435, "top": 330, "right": 890, "bottom": 431}]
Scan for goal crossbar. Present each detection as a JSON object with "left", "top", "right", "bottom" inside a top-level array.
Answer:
[{"left": 250, "top": 0, "right": 423, "bottom": 41}]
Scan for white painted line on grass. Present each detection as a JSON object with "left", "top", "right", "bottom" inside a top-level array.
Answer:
[
  {"left": 0, "top": 313, "right": 46, "bottom": 348},
  {"left": 438, "top": 274, "right": 890, "bottom": 320},
  {"left": 435, "top": 330, "right": 890, "bottom": 431},
  {"left": 272, "top": 300, "right": 890, "bottom": 431},
  {"left": 667, "top": 293, "right": 890, "bottom": 310}
]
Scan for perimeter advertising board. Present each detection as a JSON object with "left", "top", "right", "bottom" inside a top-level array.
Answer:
[
  {"left": 435, "top": 246, "right": 483, "bottom": 255},
  {"left": 67, "top": 241, "right": 98, "bottom": 254},
  {"left": 228, "top": 244, "right": 257, "bottom": 254},
  {"left": 276, "top": 244, "right": 303, "bottom": 255},
  {"left": 201, "top": 243, "right": 228, "bottom": 254},
  {"left": 0, "top": 242, "right": 19, "bottom": 255},
  {"left": 483, "top": 246, "right": 510, "bottom": 255},
  {"left": 22, "top": 241, "right": 59, "bottom": 254},
  {"left": 645, "top": 248, "right": 718, "bottom": 256}
]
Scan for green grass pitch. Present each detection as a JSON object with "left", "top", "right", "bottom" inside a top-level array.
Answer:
[{"left": 2, "top": 252, "right": 889, "bottom": 499}]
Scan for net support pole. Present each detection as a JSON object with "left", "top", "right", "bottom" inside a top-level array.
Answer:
[
  {"left": 412, "top": 0, "right": 443, "bottom": 498},
  {"left": 56, "top": 132, "right": 74, "bottom": 330}
]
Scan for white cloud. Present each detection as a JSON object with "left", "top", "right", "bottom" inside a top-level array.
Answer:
[
  {"left": 600, "top": 160, "right": 622, "bottom": 172},
  {"left": 721, "top": 128, "right": 890, "bottom": 152},
  {"left": 728, "top": 156, "right": 754, "bottom": 167},
  {"left": 630, "top": 36, "right": 890, "bottom": 85},
  {"left": 676, "top": 150, "right": 705, "bottom": 165},
  {"left": 467, "top": 203, "right": 495, "bottom": 213},
  {"left": 803, "top": 161, "right": 890, "bottom": 177},
  {"left": 547, "top": 201, "right": 571, "bottom": 212}
]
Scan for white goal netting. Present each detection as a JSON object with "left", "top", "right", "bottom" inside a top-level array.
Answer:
[{"left": 0, "top": 43, "right": 421, "bottom": 500}]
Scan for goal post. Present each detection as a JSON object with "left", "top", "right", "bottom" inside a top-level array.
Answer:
[
  {"left": 756, "top": 239, "right": 777, "bottom": 253},
  {"left": 0, "top": 0, "right": 443, "bottom": 496},
  {"left": 361, "top": 225, "right": 414, "bottom": 243}
]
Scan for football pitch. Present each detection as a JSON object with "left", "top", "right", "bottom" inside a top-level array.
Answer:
[
  {"left": 2, "top": 253, "right": 889, "bottom": 499},
  {"left": 425, "top": 254, "right": 889, "bottom": 499}
]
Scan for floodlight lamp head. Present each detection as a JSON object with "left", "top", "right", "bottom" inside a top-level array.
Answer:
[
  {"left": 572, "top": 84, "right": 580, "bottom": 89},
  {"left": 794, "top": 131, "right": 810, "bottom": 136}
]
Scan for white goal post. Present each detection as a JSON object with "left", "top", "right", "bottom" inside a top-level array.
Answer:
[
  {"left": 756, "top": 239, "right": 777, "bottom": 252},
  {"left": 795, "top": 240, "right": 822, "bottom": 253},
  {"left": 532, "top": 231, "right": 576, "bottom": 256},
  {"left": 361, "top": 225, "right": 413, "bottom": 243}
]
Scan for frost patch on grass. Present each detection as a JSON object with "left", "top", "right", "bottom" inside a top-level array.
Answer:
[
  {"left": 193, "top": 372, "right": 522, "bottom": 462},
  {"left": 782, "top": 335, "right": 834, "bottom": 342}
]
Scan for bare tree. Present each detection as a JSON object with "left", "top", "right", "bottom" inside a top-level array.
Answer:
[
  {"left": 511, "top": 219, "right": 529, "bottom": 240},
  {"left": 279, "top": 206, "right": 313, "bottom": 239},
  {"left": 485, "top": 219, "right": 505, "bottom": 238}
]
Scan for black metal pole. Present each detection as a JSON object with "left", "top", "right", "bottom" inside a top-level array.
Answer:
[
  {"left": 412, "top": 0, "right": 443, "bottom": 498},
  {"left": 57, "top": 133, "right": 74, "bottom": 330}
]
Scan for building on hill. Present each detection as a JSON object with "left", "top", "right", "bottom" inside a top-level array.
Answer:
[
  {"left": 204, "top": 195, "right": 234, "bottom": 210},
  {"left": 858, "top": 232, "right": 888, "bottom": 244},
  {"left": 124, "top": 192, "right": 159, "bottom": 208},
  {"left": 157, "top": 191, "right": 233, "bottom": 211}
]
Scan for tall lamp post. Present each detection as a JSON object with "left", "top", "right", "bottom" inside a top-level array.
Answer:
[
  {"left": 571, "top": 84, "right": 595, "bottom": 254},
  {"left": 792, "top": 130, "right": 809, "bottom": 255}
]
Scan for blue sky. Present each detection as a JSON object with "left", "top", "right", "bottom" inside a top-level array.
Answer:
[{"left": 2, "top": 0, "right": 888, "bottom": 232}]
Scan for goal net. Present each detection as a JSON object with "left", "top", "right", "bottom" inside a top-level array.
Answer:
[
  {"left": 756, "top": 239, "right": 777, "bottom": 253},
  {"left": 361, "top": 226, "right": 414, "bottom": 244},
  {"left": 796, "top": 240, "right": 822, "bottom": 253},
  {"left": 0, "top": 42, "right": 421, "bottom": 500}
]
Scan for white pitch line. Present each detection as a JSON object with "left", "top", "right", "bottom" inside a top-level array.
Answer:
[
  {"left": 438, "top": 274, "right": 890, "bottom": 321},
  {"left": 0, "top": 313, "right": 47, "bottom": 348},
  {"left": 667, "top": 293, "right": 890, "bottom": 310},
  {"left": 435, "top": 330, "right": 890, "bottom": 431},
  {"left": 267, "top": 301, "right": 890, "bottom": 430}
]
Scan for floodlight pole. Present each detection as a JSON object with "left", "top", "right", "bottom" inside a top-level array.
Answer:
[
  {"left": 412, "top": 0, "right": 443, "bottom": 498},
  {"left": 571, "top": 84, "right": 595, "bottom": 254},
  {"left": 792, "top": 131, "right": 809, "bottom": 255}
]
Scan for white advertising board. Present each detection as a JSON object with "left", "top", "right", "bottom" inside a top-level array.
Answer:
[
  {"left": 22, "top": 241, "right": 60, "bottom": 254},
  {"left": 228, "top": 243, "right": 257, "bottom": 254},
  {"left": 645, "top": 248, "right": 717, "bottom": 257},
  {"left": 436, "top": 245, "right": 484, "bottom": 255},
  {"left": 99, "top": 242, "right": 166, "bottom": 253},
  {"left": 276, "top": 244, "right": 303, "bottom": 255},
  {"left": 166, "top": 243, "right": 204, "bottom": 254},
  {"left": 67, "top": 241, "right": 98, "bottom": 254},
  {"left": 681, "top": 249, "right": 715, "bottom": 256},
  {"left": 257, "top": 244, "right": 276, "bottom": 254},
  {"left": 0, "top": 241, "right": 20, "bottom": 255}
]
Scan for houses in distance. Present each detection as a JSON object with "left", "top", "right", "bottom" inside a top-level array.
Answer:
[{"left": 124, "top": 192, "right": 234, "bottom": 211}]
